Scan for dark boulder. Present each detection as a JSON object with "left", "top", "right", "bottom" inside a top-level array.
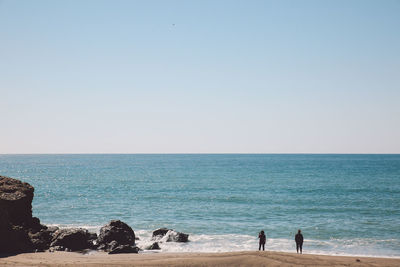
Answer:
[
  {"left": 152, "top": 228, "right": 189, "bottom": 242},
  {"left": 152, "top": 228, "right": 170, "bottom": 238},
  {"left": 87, "top": 232, "right": 98, "bottom": 249},
  {"left": 98, "top": 240, "right": 118, "bottom": 251},
  {"left": 108, "top": 244, "right": 139, "bottom": 254},
  {"left": 29, "top": 226, "right": 59, "bottom": 251},
  {"left": 108, "top": 240, "right": 119, "bottom": 251},
  {"left": 0, "top": 176, "right": 39, "bottom": 252},
  {"left": 50, "top": 228, "right": 94, "bottom": 251},
  {"left": 146, "top": 242, "right": 160, "bottom": 250},
  {"left": 97, "top": 220, "right": 136, "bottom": 251},
  {"left": 168, "top": 231, "right": 189, "bottom": 242}
]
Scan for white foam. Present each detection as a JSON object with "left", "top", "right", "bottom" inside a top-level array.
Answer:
[
  {"left": 44, "top": 223, "right": 101, "bottom": 233},
  {"left": 44, "top": 226, "right": 400, "bottom": 258},
  {"left": 135, "top": 230, "right": 400, "bottom": 258},
  {"left": 137, "top": 232, "right": 256, "bottom": 253}
]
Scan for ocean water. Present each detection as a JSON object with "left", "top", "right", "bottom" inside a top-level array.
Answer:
[{"left": 0, "top": 154, "right": 399, "bottom": 257}]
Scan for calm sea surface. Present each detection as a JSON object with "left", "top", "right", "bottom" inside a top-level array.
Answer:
[{"left": 0, "top": 154, "right": 399, "bottom": 257}]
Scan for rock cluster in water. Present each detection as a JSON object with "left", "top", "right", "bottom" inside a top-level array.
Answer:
[
  {"left": 0, "top": 175, "right": 189, "bottom": 254},
  {"left": 152, "top": 228, "right": 189, "bottom": 242}
]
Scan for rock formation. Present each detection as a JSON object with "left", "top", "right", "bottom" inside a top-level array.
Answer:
[
  {"left": 97, "top": 220, "right": 138, "bottom": 254},
  {"left": 0, "top": 176, "right": 97, "bottom": 253},
  {"left": 0, "top": 175, "right": 45, "bottom": 252},
  {"left": 50, "top": 228, "right": 96, "bottom": 251},
  {"left": 152, "top": 228, "right": 189, "bottom": 242},
  {"left": 0, "top": 176, "right": 35, "bottom": 225},
  {"left": 0, "top": 175, "right": 188, "bottom": 254},
  {"left": 29, "top": 226, "right": 59, "bottom": 251}
]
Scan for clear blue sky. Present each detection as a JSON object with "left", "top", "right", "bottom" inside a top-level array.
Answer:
[{"left": 1, "top": 0, "right": 399, "bottom": 153}]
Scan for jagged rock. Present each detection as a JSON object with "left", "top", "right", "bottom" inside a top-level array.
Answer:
[
  {"left": 146, "top": 242, "right": 160, "bottom": 250},
  {"left": 87, "top": 232, "right": 98, "bottom": 249},
  {"left": 50, "top": 228, "right": 94, "bottom": 251},
  {"left": 98, "top": 240, "right": 118, "bottom": 251},
  {"left": 108, "top": 244, "right": 139, "bottom": 254},
  {"left": 0, "top": 176, "right": 37, "bottom": 252},
  {"left": 0, "top": 176, "right": 34, "bottom": 225},
  {"left": 152, "top": 228, "right": 189, "bottom": 242},
  {"left": 152, "top": 228, "right": 170, "bottom": 238},
  {"left": 168, "top": 231, "right": 189, "bottom": 242},
  {"left": 88, "top": 232, "right": 97, "bottom": 241},
  {"left": 29, "top": 226, "right": 59, "bottom": 251},
  {"left": 97, "top": 220, "right": 135, "bottom": 251},
  {"left": 0, "top": 176, "right": 139, "bottom": 254},
  {"left": 0, "top": 176, "right": 99, "bottom": 254}
]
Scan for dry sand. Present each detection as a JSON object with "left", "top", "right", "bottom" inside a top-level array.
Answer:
[{"left": 1, "top": 251, "right": 399, "bottom": 267}]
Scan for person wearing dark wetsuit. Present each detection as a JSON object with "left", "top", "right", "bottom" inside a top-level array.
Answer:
[
  {"left": 295, "top": 229, "right": 304, "bottom": 254},
  {"left": 258, "top": 230, "right": 266, "bottom": 251}
]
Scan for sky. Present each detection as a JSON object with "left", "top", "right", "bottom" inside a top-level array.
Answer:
[{"left": 0, "top": 0, "right": 399, "bottom": 153}]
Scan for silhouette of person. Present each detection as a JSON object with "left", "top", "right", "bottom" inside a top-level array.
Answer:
[
  {"left": 258, "top": 230, "right": 266, "bottom": 251},
  {"left": 295, "top": 229, "right": 304, "bottom": 254}
]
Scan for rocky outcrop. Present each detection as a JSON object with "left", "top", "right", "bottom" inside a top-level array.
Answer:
[
  {"left": 97, "top": 220, "right": 137, "bottom": 253},
  {"left": 169, "top": 231, "right": 189, "bottom": 242},
  {"left": 0, "top": 176, "right": 35, "bottom": 225},
  {"left": 0, "top": 176, "right": 46, "bottom": 253},
  {"left": 152, "top": 228, "right": 189, "bottom": 242},
  {"left": 50, "top": 228, "right": 96, "bottom": 251},
  {"left": 0, "top": 176, "right": 141, "bottom": 254},
  {"left": 29, "top": 226, "right": 59, "bottom": 251},
  {"left": 152, "top": 228, "right": 170, "bottom": 237},
  {"left": 0, "top": 176, "right": 97, "bottom": 253}
]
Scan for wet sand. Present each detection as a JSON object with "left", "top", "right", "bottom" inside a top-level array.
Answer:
[{"left": 1, "top": 251, "right": 399, "bottom": 267}]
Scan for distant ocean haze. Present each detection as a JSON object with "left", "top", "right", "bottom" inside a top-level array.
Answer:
[{"left": 0, "top": 154, "right": 399, "bottom": 257}]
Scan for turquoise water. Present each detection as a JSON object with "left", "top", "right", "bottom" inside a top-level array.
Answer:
[{"left": 0, "top": 154, "right": 399, "bottom": 257}]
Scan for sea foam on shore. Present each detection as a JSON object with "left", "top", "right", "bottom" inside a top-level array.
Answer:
[{"left": 46, "top": 225, "right": 400, "bottom": 258}]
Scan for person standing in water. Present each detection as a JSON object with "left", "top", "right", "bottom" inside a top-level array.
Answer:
[
  {"left": 258, "top": 230, "right": 266, "bottom": 251},
  {"left": 295, "top": 229, "right": 304, "bottom": 254}
]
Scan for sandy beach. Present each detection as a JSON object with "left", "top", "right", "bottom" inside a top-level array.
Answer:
[{"left": 1, "top": 251, "right": 399, "bottom": 267}]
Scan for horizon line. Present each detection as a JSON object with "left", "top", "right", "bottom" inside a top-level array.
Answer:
[{"left": 1, "top": 153, "right": 399, "bottom": 155}]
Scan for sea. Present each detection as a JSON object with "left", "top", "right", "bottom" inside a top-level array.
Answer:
[{"left": 0, "top": 154, "right": 399, "bottom": 257}]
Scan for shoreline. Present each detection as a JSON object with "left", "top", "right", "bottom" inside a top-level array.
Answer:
[
  {"left": 43, "top": 225, "right": 400, "bottom": 258},
  {"left": 1, "top": 250, "right": 400, "bottom": 266},
  {"left": 141, "top": 250, "right": 400, "bottom": 259}
]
